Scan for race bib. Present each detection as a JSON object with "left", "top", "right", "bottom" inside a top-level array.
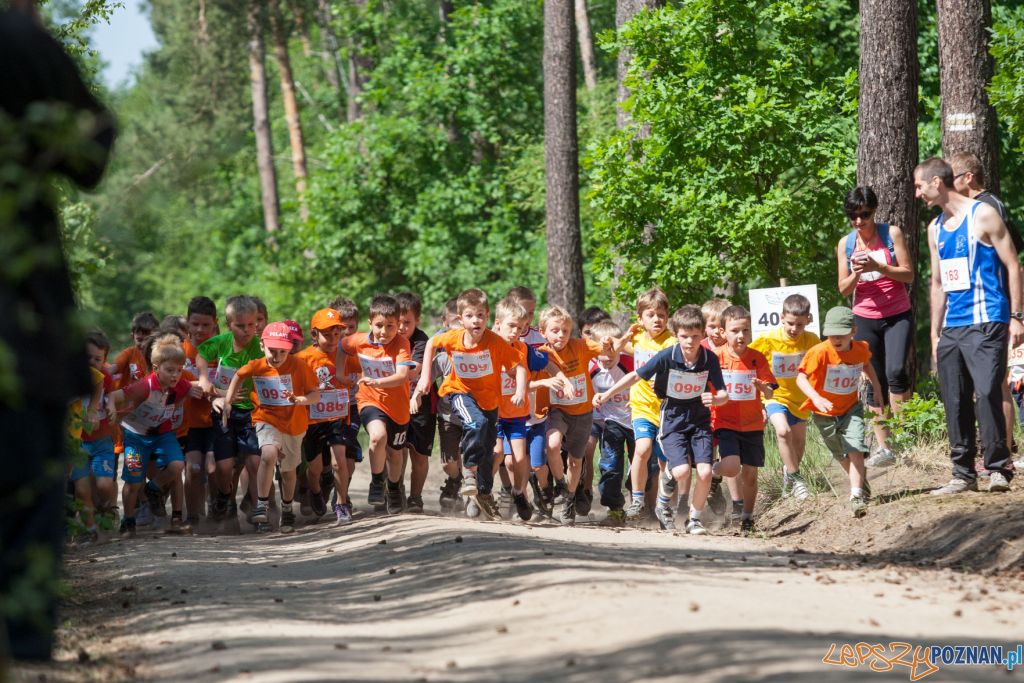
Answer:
[
  {"left": 131, "top": 396, "right": 176, "bottom": 429},
  {"left": 634, "top": 347, "right": 656, "bottom": 370},
  {"left": 824, "top": 363, "right": 861, "bottom": 395},
  {"left": 939, "top": 257, "right": 970, "bottom": 292},
  {"left": 666, "top": 369, "right": 708, "bottom": 401},
  {"left": 359, "top": 354, "right": 396, "bottom": 379},
  {"left": 183, "top": 358, "right": 197, "bottom": 376},
  {"left": 309, "top": 389, "right": 349, "bottom": 420},
  {"left": 254, "top": 374, "right": 294, "bottom": 407},
  {"left": 723, "top": 370, "right": 756, "bottom": 401},
  {"left": 550, "top": 374, "right": 587, "bottom": 406},
  {"left": 451, "top": 350, "right": 494, "bottom": 379},
  {"left": 501, "top": 370, "right": 517, "bottom": 396},
  {"left": 1009, "top": 345, "right": 1024, "bottom": 367},
  {"left": 855, "top": 249, "right": 887, "bottom": 283},
  {"left": 213, "top": 364, "right": 237, "bottom": 390},
  {"left": 771, "top": 352, "right": 804, "bottom": 379},
  {"left": 170, "top": 403, "right": 185, "bottom": 430}
]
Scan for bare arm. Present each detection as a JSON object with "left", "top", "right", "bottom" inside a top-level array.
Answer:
[
  {"left": 979, "top": 204, "right": 1024, "bottom": 348},
  {"left": 796, "top": 372, "right": 833, "bottom": 414},
  {"left": 361, "top": 364, "right": 409, "bottom": 389},
  {"left": 837, "top": 237, "right": 860, "bottom": 297},
  {"left": 927, "top": 219, "right": 947, "bottom": 366},
  {"left": 409, "top": 338, "right": 437, "bottom": 413},
  {"left": 593, "top": 370, "right": 640, "bottom": 407}
]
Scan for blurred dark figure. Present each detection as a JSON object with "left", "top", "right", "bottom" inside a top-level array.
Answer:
[{"left": 0, "top": 0, "right": 114, "bottom": 662}]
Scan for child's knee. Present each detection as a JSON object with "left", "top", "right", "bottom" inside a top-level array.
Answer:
[
  {"left": 695, "top": 464, "right": 713, "bottom": 480},
  {"left": 717, "top": 456, "right": 740, "bottom": 478},
  {"left": 260, "top": 448, "right": 279, "bottom": 465}
]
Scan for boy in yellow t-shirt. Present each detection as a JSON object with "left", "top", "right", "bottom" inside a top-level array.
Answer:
[
  {"left": 610, "top": 287, "right": 677, "bottom": 520},
  {"left": 750, "top": 293, "right": 820, "bottom": 501}
]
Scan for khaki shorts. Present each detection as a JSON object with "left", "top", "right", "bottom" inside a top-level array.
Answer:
[
  {"left": 255, "top": 422, "right": 304, "bottom": 471},
  {"left": 811, "top": 403, "right": 867, "bottom": 461},
  {"left": 546, "top": 409, "right": 593, "bottom": 459}
]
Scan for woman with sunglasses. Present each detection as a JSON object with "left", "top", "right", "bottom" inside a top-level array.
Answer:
[{"left": 836, "top": 186, "right": 914, "bottom": 467}]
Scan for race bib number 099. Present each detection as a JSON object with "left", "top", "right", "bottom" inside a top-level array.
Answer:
[{"left": 451, "top": 351, "right": 493, "bottom": 379}]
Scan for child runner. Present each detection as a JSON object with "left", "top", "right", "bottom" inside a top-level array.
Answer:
[
  {"left": 78, "top": 330, "right": 117, "bottom": 522},
  {"left": 411, "top": 288, "right": 527, "bottom": 520},
  {"left": 111, "top": 311, "right": 158, "bottom": 389},
  {"left": 67, "top": 356, "right": 106, "bottom": 543},
  {"left": 701, "top": 297, "right": 737, "bottom": 518},
  {"left": 749, "top": 294, "right": 820, "bottom": 501},
  {"left": 796, "top": 306, "right": 883, "bottom": 517},
  {"left": 107, "top": 334, "right": 191, "bottom": 537},
  {"left": 339, "top": 295, "right": 414, "bottom": 515},
  {"left": 711, "top": 306, "right": 777, "bottom": 534},
  {"left": 198, "top": 295, "right": 263, "bottom": 523},
  {"left": 330, "top": 296, "right": 364, "bottom": 490},
  {"left": 433, "top": 305, "right": 466, "bottom": 511},
  {"left": 596, "top": 306, "right": 727, "bottom": 534},
  {"left": 182, "top": 296, "right": 218, "bottom": 526},
  {"left": 297, "top": 308, "right": 353, "bottom": 525},
  {"left": 396, "top": 292, "right": 434, "bottom": 514}
]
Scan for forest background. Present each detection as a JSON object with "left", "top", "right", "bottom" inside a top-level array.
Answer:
[{"left": 47, "top": 0, "right": 1024, "bottom": 385}]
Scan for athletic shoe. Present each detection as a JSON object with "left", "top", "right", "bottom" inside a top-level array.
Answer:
[
  {"left": 498, "top": 486, "right": 513, "bottom": 509},
  {"left": 790, "top": 473, "right": 811, "bottom": 501},
  {"left": 553, "top": 478, "right": 569, "bottom": 504},
  {"left": 708, "top": 476, "right": 727, "bottom": 515},
  {"left": 686, "top": 518, "right": 707, "bottom": 535},
  {"left": 781, "top": 469, "right": 793, "bottom": 498},
  {"left": 529, "top": 474, "right": 553, "bottom": 516},
  {"left": 209, "top": 495, "right": 227, "bottom": 522},
  {"left": 186, "top": 515, "right": 200, "bottom": 529},
  {"left": 477, "top": 493, "right": 501, "bottom": 520},
  {"left": 226, "top": 497, "right": 238, "bottom": 521},
  {"left": 512, "top": 492, "right": 532, "bottom": 521},
  {"left": 77, "top": 528, "right": 99, "bottom": 545},
  {"left": 655, "top": 503, "right": 675, "bottom": 531},
  {"left": 730, "top": 500, "right": 743, "bottom": 523},
  {"left": 167, "top": 516, "right": 192, "bottom": 534},
  {"left": 740, "top": 519, "right": 754, "bottom": 535},
  {"left": 439, "top": 476, "right": 462, "bottom": 511},
  {"left": 254, "top": 521, "right": 272, "bottom": 533},
  {"left": 333, "top": 503, "right": 353, "bottom": 526},
  {"left": 560, "top": 494, "right": 576, "bottom": 526},
  {"left": 625, "top": 497, "right": 646, "bottom": 520},
  {"left": 849, "top": 495, "right": 868, "bottom": 518},
  {"left": 575, "top": 488, "right": 593, "bottom": 516},
  {"left": 279, "top": 508, "right": 296, "bottom": 533},
  {"left": 251, "top": 501, "right": 269, "bottom": 524},
  {"left": 930, "top": 478, "right": 977, "bottom": 496},
  {"left": 406, "top": 495, "right": 424, "bottom": 514},
  {"left": 145, "top": 484, "right": 166, "bottom": 518},
  {"left": 118, "top": 518, "right": 136, "bottom": 538},
  {"left": 465, "top": 497, "right": 481, "bottom": 518},
  {"left": 975, "top": 459, "right": 991, "bottom": 478},
  {"left": 601, "top": 509, "right": 626, "bottom": 527},
  {"left": 238, "top": 496, "right": 251, "bottom": 520},
  {"left": 460, "top": 473, "right": 478, "bottom": 498},
  {"left": 1014, "top": 458, "right": 1024, "bottom": 472},
  {"left": 299, "top": 489, "right": 313, "bottom": 517},
  {"left": 135, "top": 500, "right": 154, "bottom": 527},
  {"left": 988, "top": 471, "right": 1011, "bottom": 493},
  {"left": 865, "top": 448, "right": 897, "bottom": 468},
  {"left": 310, "top": 489, "right": 327, "bottom": 518},
  {"left": 368, "top": 479, "right": 386, "bottom": 507},
  {"left": 386, "top": 487, "right": 404, "bottom": 515}
]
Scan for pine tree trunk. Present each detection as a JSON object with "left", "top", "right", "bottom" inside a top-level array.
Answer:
[
  {"left": 197, "top": 0, "right": 209, "bottom": 44},
  {"left": 858, "top": 0, "right": 919, "bottom": 383},
  {"left": 290, "top": 0, "right": 313, "bottom": 57},
  {"left": 615, "top": 0, "right": 661, "bottom": 129},
  {"left": 269, "top": 0, "right": 309, "bottom": 221},
  {"left": 544, "top": 0, "right": 584, "bottom": 316},
  {"left": 346, "top": 0, "right": 373, "bottom": 123},
  {"left": 936, "top": 0, "right": 999, "bottom": 194},
  {"left": 316, "top": 0, "right": 344, "bottom": 99},
  {"left": 575, "top": 0, "right": 597, "bottom": 91},
  {"left": 248, "top": 0, "right": 280, "bottom": 235}
]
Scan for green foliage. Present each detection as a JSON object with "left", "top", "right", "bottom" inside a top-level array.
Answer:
[
  {"left": 588, "top": 0, "right": 857, "bottom": 311},
  {"left": 991, "top": 5, "right": 1024, "bottom": 153},
  {"left": 880, "top": 393, "right": 947, "bottom": 453}
]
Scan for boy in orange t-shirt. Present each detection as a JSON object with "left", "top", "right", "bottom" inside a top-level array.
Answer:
[
  {"left": 711, "top": 306, "right": 777, "bottom": 534},
  {"left": 538, "top": 305, "right": 611, "bottom": 525},
  {"left": 411, "top": 288, "right": 526, "bottom": 519},
  {"left": 223, "top": 322, "right": 320, "bottom": 533},
  {"left": 797, "top": 306, "right": 883, "bottom": 518},
  {"left": 338, "top": 295, "right": 414, "bottom": 514},
  {"left": 181, "top": 296, "right": 218, "bottom": 525}
]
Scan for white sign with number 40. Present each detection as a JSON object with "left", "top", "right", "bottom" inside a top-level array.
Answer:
[{"left": 749, "top": 284, "right": 821, "bottom": 341}]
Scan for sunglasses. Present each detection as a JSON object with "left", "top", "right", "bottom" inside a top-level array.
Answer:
[{"left": 847, "top": 210, "right": 873, "bottom": 220}]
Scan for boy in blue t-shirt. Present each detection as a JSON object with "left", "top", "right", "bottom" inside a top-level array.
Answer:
[{"left": 594, "top": 305, "right": 727, "bottom": 534}]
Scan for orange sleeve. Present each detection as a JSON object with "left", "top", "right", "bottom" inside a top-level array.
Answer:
[
  {"left": 493, "top": 336, "right": 524, "bottom": 369},
  {"left": 236, "top": 360, "right": 257, "bottom": 382},
  {"left": 584, "top": 338, "right": 604, "bottom": 361},
  {"left": 393, "top": 336, "right": 412, "bottom": 364},
  {"left": 753, "top": 350, "right": 776, "bottom": 385}
]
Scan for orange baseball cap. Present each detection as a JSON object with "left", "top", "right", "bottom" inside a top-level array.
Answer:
[
  {"left": 310, "top": 308, "right": 344, "bottom": 331},
  {"left": 261, "top": 322, "right": 293, "bottom": 350}
]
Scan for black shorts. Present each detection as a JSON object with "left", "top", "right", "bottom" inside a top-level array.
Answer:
[
  {"left": 659, "top": 421, "right": 713, "bottom": 470},
  {"left": 359, "top": 406, "right": 408, "bottom": 450},
  {"left": 343, "top": 419, "right": 362, "bottom": 461},
  {"left": 303, "top": 420, "right": 348, "bottom": 464},
  {"left": 714, "top": 429, "right": 765, "bottom": 467},
  {"left": 406, "top": 410, "right": 437, "bottom": 456},
  {"left": 438, "top": 417, "right": 463, "bottom": 464},
  {"left": 185, "top": 426, "right": 215, "bottom": 455},
  {"left": 211, "top": 407, "right": 260, "bottom": 462}
]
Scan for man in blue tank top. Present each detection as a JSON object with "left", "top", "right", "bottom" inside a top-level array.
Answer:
[{"left": 916, "top": 157, "right": 1023, "bottom": 495}]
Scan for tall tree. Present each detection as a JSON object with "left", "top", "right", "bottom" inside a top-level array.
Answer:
[
  {"left": 544, "top": 0, "right": 583, "bottom": 315},
  {"left": 858, "top": 0, "right": 919, "bottom": 374},
  {"left": 346, "top": 0, "right": 373, "bottom": 123},
  {"left": 615, "top": 0, "right": 662, "bottom": 129},
  {"left": 269, "top": 0, "right": 310, "bottom": 221},
  {"left": 936, "top": 0, "right": 1000, "bottom": 194},
  {"left": 315, "top": 0, "right": 344, "bottom": 99},
  {"left": 248, "top": 0, "right": 280, "bottom": 234},
  {"left": 575, "top": 0, "right": 597, "bottom": 91},
  {"left": 290, "top": 0, "right": 313, "bottom": 56}
]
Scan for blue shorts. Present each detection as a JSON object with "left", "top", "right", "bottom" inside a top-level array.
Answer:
[
  {"left": 632, "top": 418, "right": 666, "bottom": 462},
  {"left": 765, "top": 402, "right": 805, "bottom": 426},
  {"left": 527, "top": 422, "right": 548, "bottom": 468},
  {"left": 498, "top": 416, "right": 529, "bottom": 455},
  {"left": 122, "top": 430, "right": 184, "bottom": 484},
  {"left": 659, "top": 422, "right": 714, "bottom": 470},
  {"left": 69, "top": 437, "right": 116, "bottom": 482}
]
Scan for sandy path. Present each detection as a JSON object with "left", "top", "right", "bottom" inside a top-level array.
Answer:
[{"left": 60, "top": 503, "right": 1023, "bottom": 683}]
